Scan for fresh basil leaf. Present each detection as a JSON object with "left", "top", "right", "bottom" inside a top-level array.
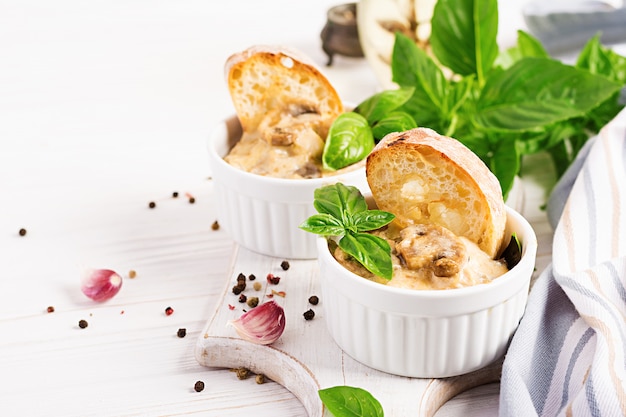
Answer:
[
  {"left": 355, "top": 87, "right": 415, "bottom": 124},
  {"left": 475, "top": 57, "right": 623, "bottom": 131},
  {"left": 576, "top": 34, "right": 626, "bottom": 82},
  {"left": 352, "top": 210, "right": 395, "bottom": 232},
  {"left": 313, "top": 183, "right": 367, "bottom": 223},
  {"left": 371, "top": 112, "right": 417, "bottom": 141},
  {"left": 319, "top": 386, "right": 384, "bottom": 417},
  {"left": 299, "top": 214, "right": 346, "bottom": 236},
  {"left": 339, "top": 233, "right": 393, "bottom": 280},
  {"left": 392, "top": 33, "right": 449, "bottom": 129},
  {"left": 500, "top": 233, "right": 522, "bottom": 269},
  {"left": 495, "top": 30, "right": 549, "bottom": 70},
  {"left": 430, "top": 0, "right": 498, "bottom": 83},
  {"left": 323, "top": 112, "right": 375, "bottom": 171},
  {"left": 489, "top": 138, "right": 519, "bottom": 199}
]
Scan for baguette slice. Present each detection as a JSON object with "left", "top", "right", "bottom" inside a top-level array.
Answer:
[
  {"left": 225, "top": 45, "right": 343, "bottom": 134},
  {"left": 366, "top": 127, "right": 506, "bottom": 258}
]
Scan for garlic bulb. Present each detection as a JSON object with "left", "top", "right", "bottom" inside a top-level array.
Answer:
[
  {"left": 81, "top": 269, "right": 123, "bottom": 302},
  {"left": 230, "top": 300, "right": 286, "bottom": 345}
]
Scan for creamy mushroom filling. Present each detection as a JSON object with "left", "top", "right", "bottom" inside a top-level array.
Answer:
[
  {"left": 224, "top": 106, "right": 330, "bottom": 179},
  {"left": 333, "top": 222, "right": 508, "bottom": 290}
]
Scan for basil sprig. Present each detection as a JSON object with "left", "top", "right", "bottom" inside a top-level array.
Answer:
[
  {"left": 324, "top": 0, "right": 626, "bottom": 200},
  {"left": 318, "top": 386, "right": 384, "bottom": 417},
  {"left": 299, "top": 183, "right": 395, "bottom": 280}
]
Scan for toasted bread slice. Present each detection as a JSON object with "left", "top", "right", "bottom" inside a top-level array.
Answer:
[
  {"left": 225, "top": 45, "right": 343, "bottom": 134},
  {"left": 366, "top": 127, "right": 506, "bottom": 258}
]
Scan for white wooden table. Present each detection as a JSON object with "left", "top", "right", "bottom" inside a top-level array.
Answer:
[{"left": 0, "top": 1, "right": 543, "bottom": 416}]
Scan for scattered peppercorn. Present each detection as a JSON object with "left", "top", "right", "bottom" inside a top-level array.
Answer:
[
  {"left": 194, "top": 380, "right": 205, "bottom": 392},
  {"left": 46, "top": 306, "right": 55, "bottom": 313},
  {"left": 303, "top": 309, "right": 315, "bottom": 321},
  {"left": 280, "top": 260, "right": 290, "bottom": 270},
  {"left": 172, "top": 191, "right": 179, "bottom": 198},
  {"left": 128, "top": 270, "right": 137, "bottom": 279},
  {"left": 189, "top": 197, "right": 195, "bottom": 204},
  {"left": 308, "top": 295, "right": 319, "bottom": 305},
  {"left": 18, "top": 228, "right": 27, "bottom": 236},
  {"left": 267, "top": 273, "right": 280, "bottom": 285},
  {"left": 148, "top": 201, "right": 156, "bottom": 209},
  {"left": 255, "top": 374, "right": 266, "bottom": 384},
  {"left": 246, "top": 296, "right": 259, "bottom": 308},
  {"left": 211, "top": 220, "right": 220, "bottom": 231},
  {"left": 232, "top": 282, "right": 246, "bottom": 295},
  {"left": 233, "top": 367, "right": 250, "bottom": 380},
  {"left": 253, "top": 282, "right": 262, "bottom": 291},
  {"left": 177, "top": 328, "right": 187, "bottom": 338},
  {"left": 238, "top": 294, "right": 247, "bottom": 303},
  {"left": 236, "top": 273, "right": 246, "bottom": 282},
  {"left": 248, "top": 274, "right": 256, "bottom": 281},
  {"left": 78, "top": 319, "right": 88, "bottom": 329},
  {"left": 165, "top": 306, "right": 174, "bottom": 316}
]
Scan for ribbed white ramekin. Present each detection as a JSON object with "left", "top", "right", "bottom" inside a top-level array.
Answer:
[
  {"left": 316, "top": 206, "right": 538, "bottom": 378},
  {"left": 207, "top": 115, "right": 369, "bottom": 259}
]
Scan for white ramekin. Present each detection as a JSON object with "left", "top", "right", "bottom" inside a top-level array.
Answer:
[
  {"left": 207, "top": 115, "right": 369, "bottom": 259},
  {"left": 316, "top": 205, "right": 538, "bottom": 378}
]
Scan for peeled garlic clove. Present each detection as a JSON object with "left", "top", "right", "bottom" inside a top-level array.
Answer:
[
  {"left": 81, "top": 269, "right": 123, "bottom": 302},
  {"left": 230, "top": 300, "right": 286, "bottom": 345}
]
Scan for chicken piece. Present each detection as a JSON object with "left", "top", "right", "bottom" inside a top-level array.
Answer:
[{"left": 395, "top": 224, "right": 468, "bottom": 277}]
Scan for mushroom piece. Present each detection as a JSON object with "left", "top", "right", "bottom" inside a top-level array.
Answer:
[{"left": 395, "top": 223, "right": 468, "bottom": 277}]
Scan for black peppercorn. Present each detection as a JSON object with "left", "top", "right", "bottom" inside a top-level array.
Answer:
[
  {"left": 78, "top": 319, "right": 88, "bottom": 329},
  {"left": 308, "top": 295, "right": 319, "bottom": 305},
  {"left": 248, "top": 274, "right": 256, "bottom": 281},
  {"left": 177, "top": 328, "right": 187, "bottom": 338},
  {"left": 189, "top": 197, "right": 196, "bottom": 204},
  {"left": 303, "top": 309, "right": 315, "bottom": 320},
  {"left": 232, "top": 282, "right": 246, "bottom": 295},
  {"left": 18, "top": 228, "right": 27, "bottom": 236},
  {"left": 148, "top": 201, "right": 156, "bottom": 209},
  {"left": 46, "top": 306, "right": 55, "bottom": 313},
  {"left": 280, "top": 260, "right": 290, "bottom": 270},
  {"left": 172, "top": 191, "right": 179, "bottom": 198},
  {"left": 236, "top": 273, "right": 246, "bottom": 282},
  {"left": 194, "top": 380, "right": 205, "bottom": 392}
]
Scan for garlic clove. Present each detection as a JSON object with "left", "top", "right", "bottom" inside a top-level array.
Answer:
[
  {"left": 229, "top": 300, "right": 286, "bottom": 345},
  {"left": 81, "top": 269, "right": 123, "bottom": 302}
]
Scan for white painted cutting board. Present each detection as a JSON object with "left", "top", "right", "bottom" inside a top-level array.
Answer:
[{"left": 195, "top": 163, "right": 555, "bottom": 416}]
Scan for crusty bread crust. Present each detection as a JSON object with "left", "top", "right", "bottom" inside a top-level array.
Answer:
[
  {"left": 366, "top": 127, "right": 506, "bottom": 258},
  {"left": 225, "top": 45, "right": 343, "bottom": 133}
]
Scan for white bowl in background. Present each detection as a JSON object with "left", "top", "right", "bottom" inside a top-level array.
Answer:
[
  {"left": 207, "top": 115, "right": 369, "bottom": 259},
  {"left": 316, "top": 205, "right": 538, "bottom": 378}
]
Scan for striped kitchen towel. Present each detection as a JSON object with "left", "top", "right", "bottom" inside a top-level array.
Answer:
[{"left": 499, "top": 108, "right": 626, "bottom": 416}]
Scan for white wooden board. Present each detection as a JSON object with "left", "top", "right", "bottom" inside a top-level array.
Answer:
[{"left": 196, "top": 163, "right": 555, "bottom": 416}]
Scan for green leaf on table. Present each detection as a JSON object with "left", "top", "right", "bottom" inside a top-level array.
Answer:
[
  {"left": 323, "top": 112, "right": 375, "bottom": 171},
  {"left": 319, "top": 386, "right": 384, "bottom": 417},
  {"left": 475, "top": 57, "right": 623, "bottom": 131},
  {"left": 339, "top": 233, "right": 393, "bottom": 280},
  {"left": 430, "top": 0, "right": 499, "bottom": 83}
]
